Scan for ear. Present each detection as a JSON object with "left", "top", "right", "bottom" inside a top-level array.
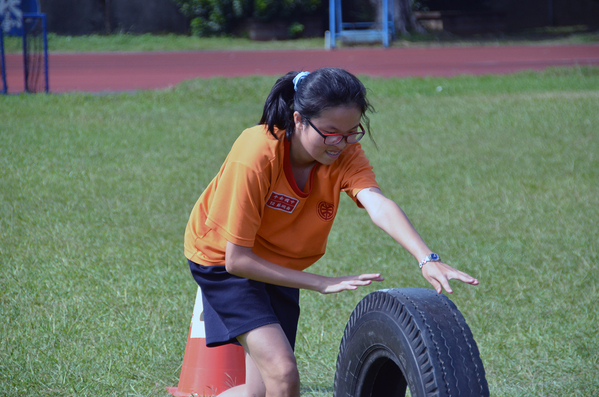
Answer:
[{"left": 293, "top": 111, "right": 304, "bottom": 131}]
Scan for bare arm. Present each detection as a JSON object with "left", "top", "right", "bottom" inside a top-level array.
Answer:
[
  {"left": 356, "top": 187, "right": 479, "bottom": 294},
  {"left": 225, "top": 241, "right": 384, "bottom": 294}
]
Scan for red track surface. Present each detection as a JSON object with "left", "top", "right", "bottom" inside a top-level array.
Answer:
[{"left": 4, "top": 44, "right": 599, "bottom": 93}]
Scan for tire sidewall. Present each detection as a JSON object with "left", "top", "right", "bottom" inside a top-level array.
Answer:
[{"left": 335, "top": 302, "right": 429, "bottom": 396}]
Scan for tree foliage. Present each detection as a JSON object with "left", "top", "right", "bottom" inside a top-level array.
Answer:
[
  {"left": 173, "top": 0, "right": 248, "bottom": 36},
  {"left": 173, "top": 0, "right": 322, "bottom": 36}
]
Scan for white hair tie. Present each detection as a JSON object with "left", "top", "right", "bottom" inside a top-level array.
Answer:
[{"left": 293, "top": 71, "right": 310, "bottom": 92}]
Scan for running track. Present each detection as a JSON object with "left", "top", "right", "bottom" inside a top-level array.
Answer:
[{"left": 3, "top": 44, "right": 599, "bottom": 93}]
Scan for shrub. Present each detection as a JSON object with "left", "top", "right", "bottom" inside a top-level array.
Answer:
[
  {"left": 253, "top": 0, "right": 321, "bottom": 22},
  {"left": 173, "top": 0, "right": 322, "bottom": 36},
  {"left": 174, "top": 0, "right": 250, "bottom": 36}
]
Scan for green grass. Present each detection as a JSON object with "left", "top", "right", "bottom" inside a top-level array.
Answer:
[
  {"left": 2, "top": 27, "right": 598, "bottom": 53},
  {"left": 1, "top": 66, "right": 598, "bottom": 396},
  {"left": 395, "top": 24, "right": 599, "bottom": 47},
  {"left": 2, "top": 33, "right": 327, "bottom": 53}
]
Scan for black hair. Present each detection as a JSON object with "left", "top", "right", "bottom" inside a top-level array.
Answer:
[{"left": 259, "top": 68, "right": 374, "bottom": 142}]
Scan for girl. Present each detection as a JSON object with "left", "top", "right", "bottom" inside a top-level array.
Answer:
[{"left": 184, "top": 68, "right": 479, "bottom": 397}]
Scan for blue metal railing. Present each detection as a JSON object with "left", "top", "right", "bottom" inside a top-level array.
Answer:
[
  {"left": 329, "top": 0, "right": 392, "bottom": 48},
  {"left": 22, "top": 13, "right": 49, "bottom": 93}
]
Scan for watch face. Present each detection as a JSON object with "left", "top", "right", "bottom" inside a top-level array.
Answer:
[{"left": 430, "top": 253, "right": 439, "bottom": 261}]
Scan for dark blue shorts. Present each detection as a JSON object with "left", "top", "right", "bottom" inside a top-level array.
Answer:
[{"left": 189, "top": 260, "right": 300, "bottom": 349}]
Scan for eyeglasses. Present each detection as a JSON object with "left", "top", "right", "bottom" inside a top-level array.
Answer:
[{"left": 306, "top": 119, "right": 365, "bottom": 145}]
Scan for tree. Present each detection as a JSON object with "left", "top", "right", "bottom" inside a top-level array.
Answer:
[{"left": 369, "top": 0, "right": 425, "bottom": 35}]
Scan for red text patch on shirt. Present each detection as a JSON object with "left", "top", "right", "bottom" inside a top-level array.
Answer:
[{"left": 266, "top": 192, "right": 299, "bottom": 214}]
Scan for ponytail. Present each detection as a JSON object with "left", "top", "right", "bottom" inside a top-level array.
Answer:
[
  {"left": 259, "top": 68, "right": 374, "bottom": 141},
  {"left": 259, "top": 71, "right": 298, "bottom": 140}
]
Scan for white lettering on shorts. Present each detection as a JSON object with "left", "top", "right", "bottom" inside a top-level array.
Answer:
[{"left": 266, "top": 192, "right": 298, "bottom": 214}]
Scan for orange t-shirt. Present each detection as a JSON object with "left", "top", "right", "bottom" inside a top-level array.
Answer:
[{"left": 184, "top": 125, "right": 379, "bottom": 271}]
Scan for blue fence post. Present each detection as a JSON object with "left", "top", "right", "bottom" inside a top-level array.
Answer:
[
  {"left": 42, "top": 13, "right": 48, "bottom": 93},
  {"left": 1, "top": 28, "right": 6, "bottom": 94},
  {"left": 335, "top": 0, "right": 342, "bottom": 35},
  {"left": 329, "top": 0, "right": 336, "bottom": 49},
  {"left": 383, "top": 0, "right": 389, "bottom": 48},
  {"left": 22, "top": 19, "right": 28, "bottom": 92}
]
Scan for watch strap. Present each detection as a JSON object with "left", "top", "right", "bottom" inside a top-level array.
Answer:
[{"left": 419, "top": 253, "right": 441, "bottom": 269}]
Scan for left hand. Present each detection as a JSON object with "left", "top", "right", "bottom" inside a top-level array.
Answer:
[
  {"left": 319, "top": 273, "right": 385, "bottom": 294},
  {"left": 421, "top": 262, "right": 479, "bottom": 294}
]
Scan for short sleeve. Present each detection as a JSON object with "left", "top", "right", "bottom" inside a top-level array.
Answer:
[
  {"left": 205, "top": 161, "right": 271, "bottom": 247},
  {"left": 339, "top": 144, "right": 379, "bottom": 207}
]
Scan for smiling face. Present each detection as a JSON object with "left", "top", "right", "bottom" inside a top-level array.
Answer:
[{"left": 291, "top": 105, "right": 363, "bottom": 167}]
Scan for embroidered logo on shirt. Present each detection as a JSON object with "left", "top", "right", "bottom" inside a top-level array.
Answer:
[
  {"left": 317, "top": 201, "right": 335, "bottom": 221},
  {"left": 266, "top": 192, "right": 299, "bottom": 213}
]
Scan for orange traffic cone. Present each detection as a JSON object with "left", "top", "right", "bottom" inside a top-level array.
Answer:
[{"left": 168, "top": 286, "right": 246, "bottom": 397}]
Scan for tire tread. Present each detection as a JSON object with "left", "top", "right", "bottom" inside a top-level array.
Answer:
[{"left": 334, "top": 288, "right": 488, "bottom": 397}]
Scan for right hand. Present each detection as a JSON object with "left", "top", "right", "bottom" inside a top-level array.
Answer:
[
  {"left": 421, "top": 261, "right": 479, "bottom": 294},
  {"left": 319, "top": 273, "right": 384, "bottom": 294}
]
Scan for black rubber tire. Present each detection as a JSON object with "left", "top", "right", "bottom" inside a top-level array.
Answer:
[{"left": 334, "top": 288, "right": 489, "bottom": 397}]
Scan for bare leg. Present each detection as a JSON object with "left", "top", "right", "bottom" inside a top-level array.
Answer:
[
  {"left": 216, "top": 350, "right": 265, "bottom": 397},
  {"left": 217, "top": 323, "right": 299, "bottom": 397}
]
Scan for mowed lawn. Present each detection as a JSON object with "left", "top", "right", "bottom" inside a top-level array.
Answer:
[{"left": 1, "top": 67, "right": 598, "bottom": 396}]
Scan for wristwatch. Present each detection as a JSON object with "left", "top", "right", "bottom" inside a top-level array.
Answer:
[{"left": 419, "top": 253, "right": 441, "bottom": 269}]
